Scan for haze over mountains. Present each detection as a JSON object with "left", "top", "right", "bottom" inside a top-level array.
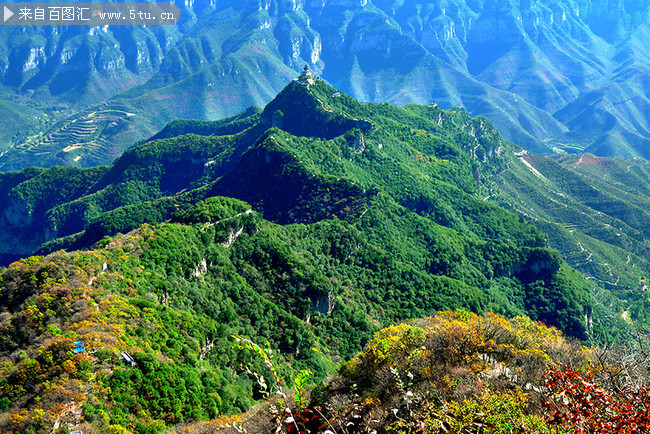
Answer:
[{"left": 1, "top": 0, "right": 649, "bottom": 170}]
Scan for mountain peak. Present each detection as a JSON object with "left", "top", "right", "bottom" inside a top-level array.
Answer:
[{"left": 260, "top": 75, "right": 372, "bottom": 140}]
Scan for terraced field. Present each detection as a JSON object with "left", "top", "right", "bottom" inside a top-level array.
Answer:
[{"left": 0, "top": 105, "right": 138, "bottom": 170}]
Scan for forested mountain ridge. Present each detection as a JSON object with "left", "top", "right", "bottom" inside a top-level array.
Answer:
[
  {"left": 3, "top": 74, "right": 647, "bottom": 322},
  {"left": 1, "top": 0, "right": 650, "bottom": 171},
  {"left": 0, "top": 75, "right": 617, "bottom": 432},
  {"left": 3, "top": 74, "right": 648, "bottom": 329}
]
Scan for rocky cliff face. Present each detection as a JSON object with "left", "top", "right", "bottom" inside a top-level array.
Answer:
[{"left": 0, "top": 26, "right": 181, "bottom": 104}]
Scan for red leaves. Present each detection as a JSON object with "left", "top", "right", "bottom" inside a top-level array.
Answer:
[
  {"left": 285, "top": 406, "right": 331, "bottom": 434},
  {"left": 542, "top": 365, "right": 650, "bottom": 433}
]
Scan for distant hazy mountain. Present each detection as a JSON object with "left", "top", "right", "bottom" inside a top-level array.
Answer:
[{"left": 1, "top": 0, "right": 649, "bottom": 170}]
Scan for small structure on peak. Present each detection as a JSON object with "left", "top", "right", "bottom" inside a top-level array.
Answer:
[{"left": 301, "top": 64, "right": 312, "bottom": 77}]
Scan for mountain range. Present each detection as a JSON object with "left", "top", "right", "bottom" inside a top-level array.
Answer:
[
  {"left": 2, "top": 73, "right": 650, "bottom": 433},
  {"left": 1, "top": 0, "right": 650, "bottom": 171},
  {"left": 3, "top": 74, "right": 649, "bottom": 334}
]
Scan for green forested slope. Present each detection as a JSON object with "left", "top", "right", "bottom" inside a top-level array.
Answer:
[
  {"left": 0, "top": 76, "right": 611, "bottom": 432},
  {"left": 0, "top": 192, "right": 592, "bottom": 432},
  {"left": 484, "top": 150, "right": 650, "bottom": 329}
]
